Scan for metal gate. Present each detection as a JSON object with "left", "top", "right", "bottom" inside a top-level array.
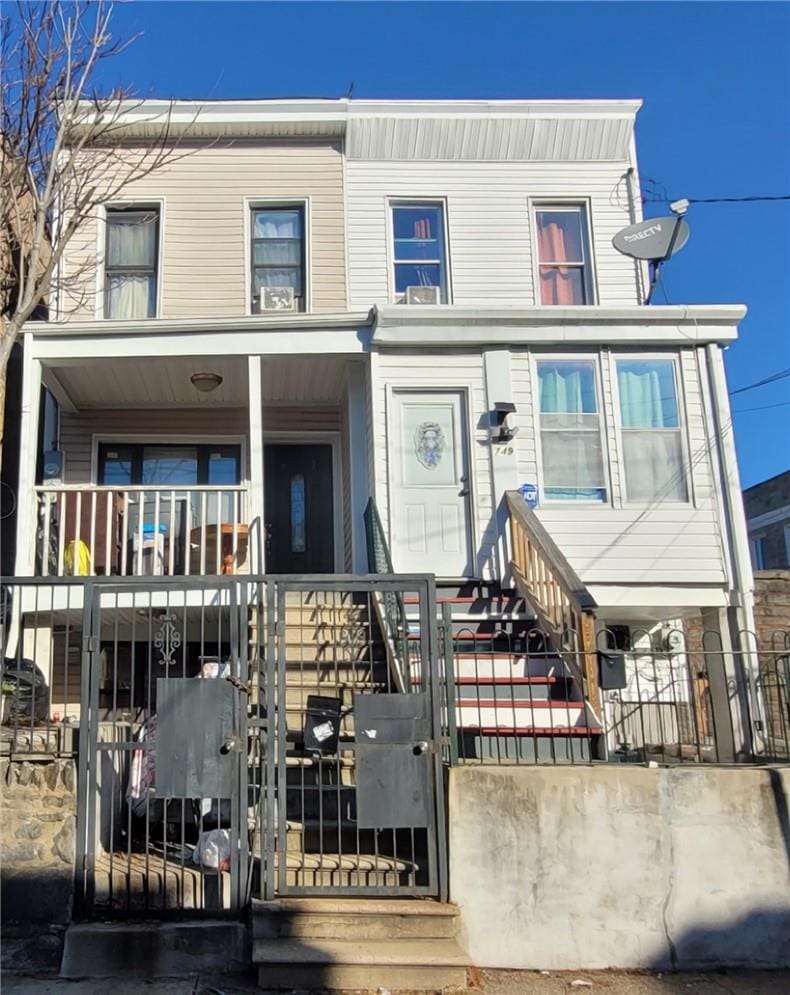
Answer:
[
  {"left": 255, "top": 575, "right": 446, "bottom": 900},
  {"left": 75, "top": 574, "right": 446, "bottom": 916},
  {"left": 75, "top": 578, "right": 249, "bottom": 918}
]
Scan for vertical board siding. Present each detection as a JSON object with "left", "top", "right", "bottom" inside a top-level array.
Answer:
[
  {"left": 345, "top": 160, "right": 640, "bottom": 309},
  {"left": 61, "top": 141, "right": 347, "bottom": 320},
  {"left": 509, "top": 346, "right": 727, "bottom": 585}
]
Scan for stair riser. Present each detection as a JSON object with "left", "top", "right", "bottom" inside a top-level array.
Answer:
[
  {"left": 252, "top": 912, "right": 457, "bottom": 940},
  {"left": 283, "top": 868, "right": 403, "bottom": 888},
  {"left": 284, "top": 825, "right": 376, "bottom": 853},
  {"left": 285, "top": 786, "right": 356, "bottom": 822},
  {"left": 450, "top": 656, "right": 565, "bottom": 680},
  {"left": 257, "top": 964, "right": 468, "bottom": 990},
  {"left": 457, "top": 732, "right": 595, "bottom": 763},
  {"left": 284, "top": 765, "right": 356, "bottom": 787},
  {"left": 456, "top": 703, "right": 587, "bottom": 728}
]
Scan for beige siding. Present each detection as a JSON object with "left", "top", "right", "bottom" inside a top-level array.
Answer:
[
  {"left": 346, "top": 159, "right": 641, "bottom": 309},
  {"left": 61, "top": 140, "right": 346, "bottom": 320}
]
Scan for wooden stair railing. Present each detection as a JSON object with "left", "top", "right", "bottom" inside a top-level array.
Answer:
[{"left": 506, "top": 491, "right": 601, "bottom": 717}]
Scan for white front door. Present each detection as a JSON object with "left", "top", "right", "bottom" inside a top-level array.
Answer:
[{"left": 390, "top": 390, "right": 473, "bottom": 577}]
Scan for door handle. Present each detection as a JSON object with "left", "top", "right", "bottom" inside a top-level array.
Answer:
[{"left": 413, "top": 741, "right": 429, "bottom": 756}]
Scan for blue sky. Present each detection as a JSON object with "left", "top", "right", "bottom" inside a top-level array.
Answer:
[{"left": 99, "top": 0, "right": 789, "bottom": 488}]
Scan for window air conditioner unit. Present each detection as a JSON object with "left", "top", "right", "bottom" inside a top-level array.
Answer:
[
  {"left": 405, "top": 285, "right": 440, "bottom": 305},
  {"left": 260, "top": 286, "right": 295, "bottom": 312}
]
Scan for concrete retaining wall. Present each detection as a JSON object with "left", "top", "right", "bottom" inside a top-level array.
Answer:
[{"left": 448, "top": 765, "right": 790, "bottom": 970}]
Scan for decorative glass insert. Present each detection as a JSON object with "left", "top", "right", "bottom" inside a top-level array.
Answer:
[
  {"left": 291, "top": 474, "right": 306, "bottom": 552},
  {"left": 392, "top": 203, "right": 447, "bottom": 301},
  {"left": 105, "top": 208, "right": 159, "bottom": 319},
  {"left": 251, "top": 207, "right": 305, "bottom": 311},
  {"left": 616, "top": 359, "right": 687, "bottom": 502},
  {"left": 535, "top": 206, "right": 591, "bottom": 305},
  {"left": 537, "top": 360, "right": 606, "bottom": 501}
]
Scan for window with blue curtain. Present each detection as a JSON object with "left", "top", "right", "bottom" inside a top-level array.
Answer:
[
  {"left": 537, "top": 360, "right": 607, "bottom": 501},
  {"left": 616, "top": 359, "right": 687, "bottom": 502}
]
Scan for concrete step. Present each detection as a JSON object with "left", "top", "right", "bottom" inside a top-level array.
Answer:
[
  {"left": 251, "top": 897, "right": 458, "bottom": 940},
  {"left": 272, "top": 850, "right": 414, "bottom": 889},
  {"left": 254, "top": 937, "right": 469, "bottom": 991}
]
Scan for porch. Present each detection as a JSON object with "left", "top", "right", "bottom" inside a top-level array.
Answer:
[{"left": 19, "top": 351, "right": 371, "bottom": 581}]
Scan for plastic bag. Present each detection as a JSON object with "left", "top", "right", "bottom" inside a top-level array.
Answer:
[
  {"left": 64, "top": 540, "right": 91, "bottom": 576},
  {"left": 192, "top": 828, "right": 231, "bottom": 871}
]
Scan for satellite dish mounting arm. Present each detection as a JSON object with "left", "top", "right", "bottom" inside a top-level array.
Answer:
[{"left": 644, "top": 213, "right": 685, "bottom": 305}]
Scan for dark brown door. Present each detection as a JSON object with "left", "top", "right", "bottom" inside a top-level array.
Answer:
[{"left": 264, "top": 444, "right": 334, "bottom": 573}]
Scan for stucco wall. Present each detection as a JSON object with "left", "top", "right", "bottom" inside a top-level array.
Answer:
[{"left": 449, "top": 765, "right": 790, "bottom": 970}]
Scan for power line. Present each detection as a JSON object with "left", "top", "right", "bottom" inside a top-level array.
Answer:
[
  {"left": 729, "top": 368, "right": 790, "bottom": 396},
  {"left": 643, "top": 194, "right": 790, "bottom": 205},
  {"left": 732, "top": 400, "right": 790, "bottom": 414}
]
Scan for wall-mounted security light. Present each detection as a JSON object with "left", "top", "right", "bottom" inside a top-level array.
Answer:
[{"left": 491, "top": 402, "right": 517, "bottom": 443}]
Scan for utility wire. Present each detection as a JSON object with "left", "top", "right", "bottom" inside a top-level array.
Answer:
[
  {"left": 643, "top": 194, "right": 790, "bottom": 205},
  {"left": 729, "top": 368, "right": 790, "bottom": 396},
  {"left": 732, "top": 400, "right": 790, "bottom": 414}
]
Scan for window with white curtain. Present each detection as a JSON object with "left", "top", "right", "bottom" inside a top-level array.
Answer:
[
  {"left": 104, "top": 207, "right": 159, "bottom": 319},
  {"left": 537, "top": 359, "right": 607, "bottom": 501},
  {"left": 251, "top": 206, "right": 305, "bottom": 311},
  {"left": 616, "top": 359, "right": 688, "bottom": 502}
]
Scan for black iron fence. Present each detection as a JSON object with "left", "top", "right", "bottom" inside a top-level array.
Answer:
[{"left": 437, "top": 616, "right": 790, "bottom": 766}]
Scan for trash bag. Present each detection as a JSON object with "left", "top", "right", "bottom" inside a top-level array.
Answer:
[
  {"left": 192, "top": 828, "right": 231, "bottom": 871},
  {"left": 1, "top": 658, "right": 50, "bottom": 723}
]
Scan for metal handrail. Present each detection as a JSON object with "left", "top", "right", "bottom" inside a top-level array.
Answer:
[{"left": 363, "top": 498, "right": 410, "bottom": 690}]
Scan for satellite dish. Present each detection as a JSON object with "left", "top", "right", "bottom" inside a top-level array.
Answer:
[{"left": 612, "top": 216, "right": 690, "bottom": 261}]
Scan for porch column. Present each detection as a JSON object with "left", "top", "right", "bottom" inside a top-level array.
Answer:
[
  {"left": 14, "top": 343, "right": 42, "bottom": 575},
  {"left": 248, "top": 356, "right": 265, "bottom": 573},
  {"left": 483, "top": 349, "right": 520, "bottom": 584},
  {"left": 347, "top": 362, "right": 370, "bottom": 573}
]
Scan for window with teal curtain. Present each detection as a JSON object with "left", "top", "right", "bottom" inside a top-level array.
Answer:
[
  {"left": 617, "top": 360, "right": 687, "bottom": 502},
  {"left": 537, "top": 360, "right": 606, "bottom": 501}
]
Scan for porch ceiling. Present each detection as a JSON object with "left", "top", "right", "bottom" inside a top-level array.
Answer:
[{"left": 46, "top": 355, "right": 353, "bottom": 409}]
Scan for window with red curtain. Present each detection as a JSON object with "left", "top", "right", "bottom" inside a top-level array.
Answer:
[{"left": 535, "top": 207, "right": 592, "bottom": 305}]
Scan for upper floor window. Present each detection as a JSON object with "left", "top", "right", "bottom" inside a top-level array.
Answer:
[
  {"left": 535, "top": 205, "right": 593, "bottom": 305},
  {"left": 537, "top": 359, "right": 607, "bottom": 502},
  {"left": 105, "top": 207, "right": 159, "bottom": 319},
  {"left": 749, "top": 534, "right": 766, "bottom": 570},
  {"left": 391, "top": 202, "right": 448, "bottom": 302},
  {"left": 251, "top": 206, "right": 305, "bottom": 312},
  {"left": 616, "top": 359, "right": 688, "bottom": 502}
]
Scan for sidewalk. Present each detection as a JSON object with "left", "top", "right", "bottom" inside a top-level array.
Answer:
[{"left": 4, "top": 968, "right": 790, "bottom": 994}]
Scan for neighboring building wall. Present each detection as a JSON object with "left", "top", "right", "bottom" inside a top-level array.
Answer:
[
  {"left": 345, "top": 160, "right": 641, "bottom": 308},
  {"left": 449, "top": 765, "right": 790, "bottom": 970},
  {"left": 744, "top": 471, "right": 790, "bottom": 570},
  {"left": 59, "top": 140, "right": 347, "bottom": 320}
]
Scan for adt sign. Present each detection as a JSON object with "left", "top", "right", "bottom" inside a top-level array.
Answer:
[{"left": 519, "top": 483, "right": 539, "bottom": 510}]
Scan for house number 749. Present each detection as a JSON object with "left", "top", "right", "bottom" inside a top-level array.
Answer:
[{"left": 495, "top": 445, "right": 514, "bottom": 456}]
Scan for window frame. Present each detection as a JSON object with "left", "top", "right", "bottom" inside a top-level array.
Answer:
[
  {"left": 532, "top": 352, "right": 611, "bottom": 506},
  {"left": 246, "top": 198, "right": 310, "bottom": 315},
  {"left": 97, "top": 442, "right": 243, "bottom": 487},
  {"left": 611, "top": 353, "right": 692, "bottom": 506},
  {"left": 387, "top": 197, "right": 452, "bottom": 304},
  {"left": 530, "top": 198, "right": 597, "bottom": 306},
  {"left": 101, "top": 202, "right": 163, "bottom": 320},
  {"left": 749, "top": 533, "right": 767, "bottom": 570}
]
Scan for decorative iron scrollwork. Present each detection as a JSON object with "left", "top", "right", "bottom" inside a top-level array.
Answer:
[{"left": 153, "top": 611, "right": 181, "bottom": 667}]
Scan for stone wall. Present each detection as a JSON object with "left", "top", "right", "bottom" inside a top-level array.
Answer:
[
  {"left": 449, "top": 765, "right": 790, "bottom": 971},
  {"left": 1, "top": 758, "right": 77, "bottom": 972}
]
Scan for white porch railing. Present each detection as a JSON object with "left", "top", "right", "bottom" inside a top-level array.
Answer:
[{"left": 35, "top": 485, "right": 251, "bottom": 578}]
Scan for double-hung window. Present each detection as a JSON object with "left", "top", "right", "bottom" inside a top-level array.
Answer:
[
  {"left": 616, "top": 359, "right": 688, "bottom": 502},
  {"left": 537, "top": 360, "right": 607, "bottom": 502},
  {"left": 105, "top": 207, "right": 159, "bottom": 318},
  {"left": 535, "top": 205, "right": 593, "bottom": 305},
  {"left": 391, "top": 202, "right": 448, "bottom": 301},
  {"left": 251, "top": 206, "right": 305, "bottom": 312}
]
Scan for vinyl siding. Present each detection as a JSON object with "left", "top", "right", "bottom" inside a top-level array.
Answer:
[
  {"left": 372, "top": 345, "right": 728, "bottom": 586},
  {"left": 371, "top": 349, "right": 497, "bottom": 578},
  {"left": 345, "top": 159, "right": 641, "bottom": 309},
  {"left": 60, "top": 140, "right": 346, "bottom": 320}
]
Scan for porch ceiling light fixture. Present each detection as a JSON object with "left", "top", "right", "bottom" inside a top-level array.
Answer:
[
  {"left": 190, "top": 372, "right": 223, "bottom": 393},
  {"left": 491, "top": 401, "right": 518, "bottom": 443}
]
